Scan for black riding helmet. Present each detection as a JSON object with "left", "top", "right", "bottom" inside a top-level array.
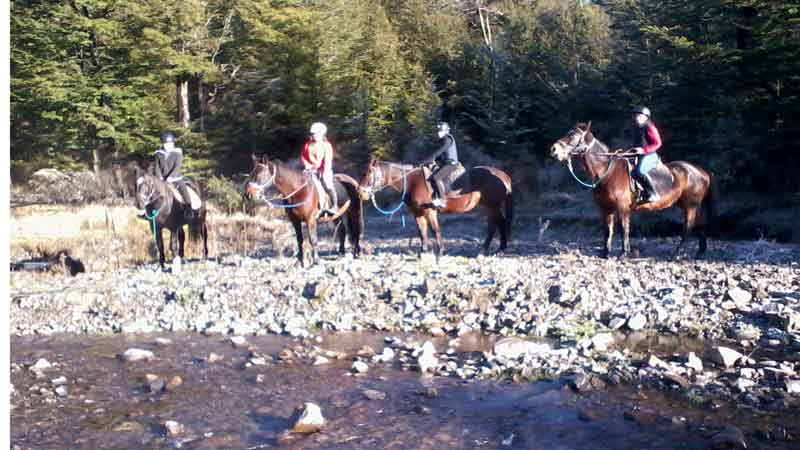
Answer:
[{"left": 160, "top": 131, "right": 176, "bottom": 144}]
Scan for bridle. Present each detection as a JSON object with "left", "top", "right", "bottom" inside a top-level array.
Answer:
[
  {"left": 361, "top": 161, "right": 410, "bottom": 197},
  {"left": 557, "top": 127, "right": 616, "bottom": 189},
  {"left": 246, "top": 161, "right": 310, "bottom": 207},
  {"left": 136, "top": 176, "right": 161, "bottom": 208},
  {"left": 246, "top": 162, "right": 277, "bottom": 200}
]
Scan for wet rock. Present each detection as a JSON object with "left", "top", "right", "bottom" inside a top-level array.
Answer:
[
  {"left": 148, "top": 379, "right": 165, "bottom": 393},
  {"left": 289, "top": 402, "right": 325, "bottom": 434},
  {"left": 686, "top": 352, "right": 703, "bottom": 372},
  {"left": 627, "top": 313, "right": 647, "bottom": 331},
  {"left": 362, "top": 389, "right": 387, "bottom": 401},
  {"left": 416, "top": 341, "right": 438, "bottom": 373},
  {"left": 119, "top": 348, "right": 155, "bottom": 363},
  {"left": 648, "top": 355, "right": 669, "bottom": 369},
  {"left": 50, "top": 376, "right": 67, "bottom": 386},
  {"left": 165, "top": 376, "right": 183, "bottom": 392},
  {"left": 229, "top": 336, "right": 247, "bottom": 347},
  {"left": 664, "top": 373, "right": 690, "bottom": 390},
  {"left": 372, "top": 347, "right": 395, "bottom": 363},
  {"left": 163, "top": 420, "right": 184, "bottom": 437},
  {"left": 313, "top": 356, "right": 330, "bottom": 365},
  {"left": 569, "top": 373, "right": 607, "bottom": 393},
  {"left": 154, "top": 337, "right": 173, "bottom": 346},
  {"left": 208, "top": 353, "right": 224, "bottom": 363},
  {"left": 624, "top": 408, "right": 659, "bottom": 426},
  {"left": 54, "top": 386, "right": 68, "bottom": 397},
  {"left": 786, "top": 379, "right": 800, "bottom": 394},
  {"left": 113, "top": 421, "right": 145, "bottom": 433},
  {"left": 710, "top": 425, "right": 747, "bottom": 449},
  {"left": 352, "top": 361, "right": 369, "bottom": 374},
  {"left": 422, "top": 387, "right": 439, "bottom": 398},
  {"left": 711, "top": 347, "right": 742, "bottom": 368},
  {"left": 493, "top": 337, "right": 550, "bottom": 360},
  {"left": 356, "top": 345, "right": 376, "bottom": 358},
  {"left": 413, "top": 405, "right": 432, "bottom": 415}
]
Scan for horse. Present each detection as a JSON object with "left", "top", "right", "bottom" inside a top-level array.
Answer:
[
  {"left": 358, "top": 157, "right": 514, "bottom": 258},
  {"left": 243, "top": 155, "right": 363, "bottom": 267},
  {"left": 134, "top": 170, "right": 209, "bottom": 269},
  {"left": 551, "top": 122, "right": 716, "bottom": 259}
]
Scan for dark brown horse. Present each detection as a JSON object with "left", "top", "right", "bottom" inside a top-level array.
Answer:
[
  {"left": 134, "top": 171, "right": 209, "bottom": 269},
  {"left": 244, "top": 155, "right": 363, "bottom": 266},
  {"left": 358, "top": 157, "right": 514, "bottom": 257},
  {"left": 551, "top": 122, "right": 715, "bottom": 259}
]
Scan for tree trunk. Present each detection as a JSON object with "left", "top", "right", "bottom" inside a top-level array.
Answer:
[
  {"left": 197, "top": 76, "right": 206, "bottom": 131},
  {"left": 92, "top": 148, "right": 101, "bottom": 176},
  {"left": 177, "top": 78, "right": 190, "bottom": 128}
]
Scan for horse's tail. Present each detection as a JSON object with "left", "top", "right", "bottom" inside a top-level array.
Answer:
[
  {"left": 703, "top": 173, "right": 718, "bottom": 234},
  {"left": 338, "top": 176, "right": 364, "bottom": 243},
  {"left": 188, "top": 210, "right": 204, "bottom": 242},
  {"left": 503, "top": 188, "right": 514, "bottom": 240}
]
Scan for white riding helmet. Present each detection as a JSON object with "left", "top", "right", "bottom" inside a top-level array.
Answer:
[
  {"left": 310, "top": 122, "right": 327, "bottom": 136},
  {"left": 437, "top": 122, "right": 450, "bottom": 133}
]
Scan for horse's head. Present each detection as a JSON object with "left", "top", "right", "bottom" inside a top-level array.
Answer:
[
  {"left": 551, "top": 122, "right": 594, "bottom": 161},
  {"left": 244, "top": 154, "right": 276, "bottom": 201},
  {"left": 134, "top": 171, "right": 163, "bottom": 211},
  {"left": 358, "top": 157, "right": 382, "bottom": 201}
]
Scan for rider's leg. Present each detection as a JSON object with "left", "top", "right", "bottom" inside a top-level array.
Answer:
[
  {"left": 175, "top": 181, "right": 195, "bottom": 219},
  {"left": 322, "top": 170, "right": 338, "bottom": 213}
]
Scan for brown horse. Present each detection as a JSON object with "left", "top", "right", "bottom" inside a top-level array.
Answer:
[
  {"left": 134, "top": 171, "right": 209, "bottom": 269},
  {"left": 244, "top": 155, "right": 363, "bottom": 266},
  {"left": 358, "top": 157, "right": 514, "bottom": 257},
  {"left": 551, "top": 122, "right": 715, "bottom": 259}
]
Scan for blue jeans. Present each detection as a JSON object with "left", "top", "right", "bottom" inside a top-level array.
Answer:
[{"left": 636, "top": 153, "right": 660, "bottom": 176}]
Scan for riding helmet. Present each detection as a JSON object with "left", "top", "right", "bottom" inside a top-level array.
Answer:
[
  {"left": 631, "top": 106, "right": 651, "bottom": 118},
  {"left": 160, "top": 131, "right": 176, "bottom": 144}
]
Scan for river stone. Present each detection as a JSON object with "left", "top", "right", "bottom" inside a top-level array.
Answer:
[
  {"left": 50, "top": 376, "right": 67, "bottom": 386},
  {"left": 149, "top": 379, "right": 165, "bottom": 393},
  {"left": 493, "top": 337, "right": 550, "bottom": 360},
  {"left": 786, "top": 379, "right": 800, "bottom": 394},
  {"left": 230, "top": 336, "right": 247, "bottom": 347},
  {"left": 289, "top": 403, "right": 325, "bottom": 434},
  {"left": 362, "top": 389, "right": 387, "bottom": 401},
  {"left": 30, "top": 358, "right": 52, "bottom": 371},
  {"left": 163, "top": 420, "right": 184, "bottom": 437},
  {"left": 54, "top": 386, "right": 68, "bottom": 397},
  {"left": 165, "top": 376, "right": 183, "bottom": 391},
  {"left": 686, "top": 352, "right": 703, "bottom": 372},
  {"left": 373, "top": 347, "right": 395, "bottom": 363},
  {"left": 710, "top": 425, "right": 747, "bottom": 449},
  {"left": 727, "top": 288, "right": 753, "bottom": 307},
  {"left": 313, "top": 356, "right": 330, "bottom": 365},
  {"left": 119, "top": 348, "right": 155, "bottom": 363},
  {"left": 352, "top": 361, "right": 369, "bottom": 374},
  {"left": 154, "top": 337, "right": 173, "bottom": 346},
  {"left": 591, "top": 333, "right": 615, "bottom": 352},
  {"left": 735, "top": 378, "right": 756, "bottom": 392},
  {"left": 711, "top": 347, "right": 743, "bottom": 368},
  {"left": 627, "top": 313, "right": 647, "bottom": 331},
  {"left": 609, "top": 317, "right": 626, "bottom": 330},
  {"left": 648, "top": 355, "right": 669, "bottom": 369}
]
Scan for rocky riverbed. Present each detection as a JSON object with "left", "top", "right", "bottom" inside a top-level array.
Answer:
[{"left": 10, "top": 218, "right": 800, "bottom": 421}]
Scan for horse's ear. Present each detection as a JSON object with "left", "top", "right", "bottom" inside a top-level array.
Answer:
[
  {"left": 586, "top": 121, "right": 592, "bottom": 133},
  {"left": 251, "top": 153, "right": 258, "bottom": 165}
]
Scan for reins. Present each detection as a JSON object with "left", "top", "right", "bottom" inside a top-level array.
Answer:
[{"left": 250, "top": 162, "right": 311, "bottom": 209}]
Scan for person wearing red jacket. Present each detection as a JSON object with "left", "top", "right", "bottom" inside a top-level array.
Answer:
[
  {"left": 630, "top": 106, "right": 663, "bottom": 204},
  {"left": 301, "top": 122, "right": 337, "bottom": 214}
]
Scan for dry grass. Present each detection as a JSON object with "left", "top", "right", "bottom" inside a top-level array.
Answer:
[{"left": 10, "top": 203, "right": 294, "bottom": 274}]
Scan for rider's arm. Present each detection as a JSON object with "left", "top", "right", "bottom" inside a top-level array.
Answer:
[
  {"left": 642, "top": 124, "right": 662, "bottom": 154},
  {"left": 423, "top": 136, "right": 452, "bottom": 165},
  {"left": 154, "top": 153, "right": 164, "bottom": 178},
  {"left": 300, "top": 142, "right": 316, "bottom": 171},
  {"left": 323, "top": 142, "right": 334, "bottom": 173}
]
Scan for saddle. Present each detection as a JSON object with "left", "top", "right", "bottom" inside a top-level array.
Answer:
[
  {"left": 310, "top": 176, "right": 331, "bottom": 212},
  {"left": 422, "top": 163, "right": 467, "bottom": 197},
  {"left": 626, "top": 158, "right": 674, "bottom": 197},
  {"left": 167, "top": 184, "right": 202, "bottom": 210}
]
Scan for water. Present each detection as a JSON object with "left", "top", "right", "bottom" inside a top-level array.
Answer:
[{"left": 11, "top": 332, "right": 800, "bottom": 449}]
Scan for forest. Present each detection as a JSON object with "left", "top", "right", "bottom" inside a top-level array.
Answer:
[{"left": 10, "top": 0, "right": 800, "bottom": 198}]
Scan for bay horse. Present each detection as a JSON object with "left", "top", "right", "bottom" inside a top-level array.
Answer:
[
  {"left": 358, "top": 157, "right": 514, "bottom": 257},
  {"left": 551, "top": 122, "right": 715, "bottom": 259},
  {"left": 244, "top": 155, "right": 363, "bottom": 267},
  {"left": 134, "top": 171, "right": 209, "bottom": 269}
]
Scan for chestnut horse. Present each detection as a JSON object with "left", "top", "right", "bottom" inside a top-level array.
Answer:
[
  {"left": 134, "top": 171, "right": 209, "bottom": 269},
  {"left": 551, "top": 122, "right": 715, "bottom": 259},
  {"left": 244, "top": 155, "right": 363, "bottom": 266},
  {"left": 359, "top": 157, "right": 514, "bottom": 257}
]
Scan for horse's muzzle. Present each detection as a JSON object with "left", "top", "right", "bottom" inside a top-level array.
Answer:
[{"left": 358, "top": 187, "right": 372, "bottom": 201}]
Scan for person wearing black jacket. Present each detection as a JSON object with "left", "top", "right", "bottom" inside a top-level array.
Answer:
[
  {"left": 155, "top": 132, "right": 195, "bottom": 220},
  {"left": 422, "top": 122, "right": 460, "bottom": 209}
]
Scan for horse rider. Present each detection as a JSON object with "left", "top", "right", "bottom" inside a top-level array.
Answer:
[
  {"left": 422, "top": 121, "right": 459, "bottom": 209},
  {"left": 629, "top": 106, "right": 663, "bottom": 204},
  {"left": 300, "top": 122, "right": 338, "bottom": 214},
  {"left": 154, "top": 131, "right": 196, "bottom": 220}
]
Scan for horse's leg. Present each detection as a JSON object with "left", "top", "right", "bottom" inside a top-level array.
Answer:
[
  {"left": 291, "top": 219, "right": 304, "bottom": 267},
  {"left": 697, "top": 210, "right": 708, "bottom": 259},
  {"left": 178, "top": 227, "right": 186, "bottom": 259},
  {"left": 427, "top": 211, "right": 444, "bottom": 258},
  {"left": 601, "top": 211, "right": 616, "bottom": 259},
  {"left": 415, "top": 215, "right": 430, "bottom": 256},
  {"left": 620, "top": 211, "right": 631, "bottom": 257},
  {"left": 672, "top": 207, "right": 697, "bottom": 259},
  {"left": 156, "top": 227, "right": 166, "bottom": 269},
  {"left": 337, "top": 219, "right": 347, "bottom": 255},
  {"left": 308, "top": 218, "right": 320, "bottom": 265},
  {"left": 483, "top": 214, "right": 498, "bottom": 255},
  {"left": 201, "top": 220, "right": 209, "bottom": 260}
]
